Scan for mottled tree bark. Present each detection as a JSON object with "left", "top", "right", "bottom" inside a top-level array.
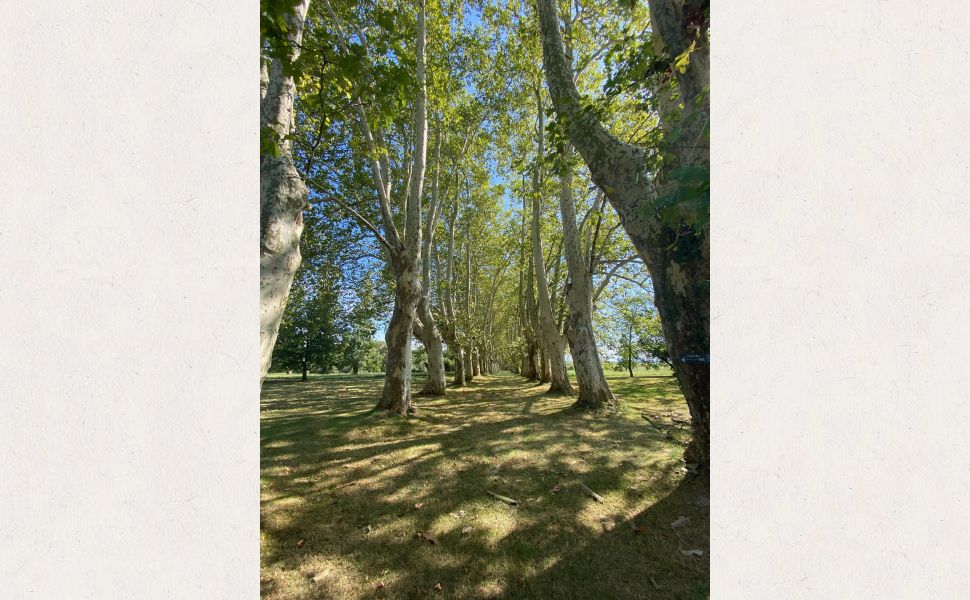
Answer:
[
  {"left": 463, "top": 348, "right": 474, "bottom": 382},
  {"left": 441, "top": 196, "right": 465, "bottom": 386},
  {"left": 416, "top": 126, "right": 446, "bottom": 396},
  {"left": 537, "top": 0, "right": 709, "bottom": 465},
  {"left": 559, "top": 146, "right": 616, "bottom": 409},
  {"left": 531, "top": 88, "right": 572, "bottom": 394},
  {"left": 416, "top": 299, "right": 445, "bottom": 395},
  {"left": 472, "top": 347, "right": 481, "bottom": 377},
  {"left": 260, "top": 0, "right": 311, "bottom": 386},
  {"left": 379, "top": 284, "right": 416, "bottom": 414},
  {"left": 377, "top": 0, "right": 429, "bottom": 414},
  {"left": 325, "top": 0, "right": 431, "bottom": 412}
]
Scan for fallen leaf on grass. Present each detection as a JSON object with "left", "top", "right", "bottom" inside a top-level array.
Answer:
[
  {"left": 434, "top": 583, "right": 443, "bottom": 591},
  {"left": 550, "top": 483, "right": 562, "bottom": 494},
  {"left": 414, "top": 502, "right": 426, "bottom": 510},
  {"left": 296, "top": 539, "right": 305, "bottom": 547},
  {"left": 671, "top": 516, "right": 690, "bottom": 529},
  {"left": 376, "top": 581, "right": 386, "bottom": 590}
]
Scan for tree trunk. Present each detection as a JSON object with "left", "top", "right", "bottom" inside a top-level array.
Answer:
[
  {"left": 416, "top": 123, "right": 447, "bottom": 396},
  {"left": 522, "top": 343, "right": 538, "bottom": 380},
  {"left": 539, "top": 348, "right": 552, "bottom": 384},
  {"left": 441, "top": 189, "right": 464, "bottom": 387},
  {"left": 558, "top": 146, "right": 616, "bottom": 409},
  {"left": 375, "top": 0, "right": 429, "bottom": 414},
  {"left": 463, "top": 349, "right": 474, "bottom": 382},
  {"left": 259, "top": 0, "right": 311, "bottom": 386},
  {"left": 301, "top": 337, "right": 310, "bottom": 382},
  {"left": 628, "top": 326, "right": 634, "bottom": 377},
  {"left": 453, "top": 344, "right": 466, "bottom": 386},
  {"left": 378, "top": 287, "right": 417, "bottom": 414},
  {"left": 537, "top": 0, "right": 709, "bottom": 466},
  {"left": 417, "top": 300, "right": 447, "bottom": 395},
  {"left": 531, "top": 88, "right": 571, "bottom": 394}
]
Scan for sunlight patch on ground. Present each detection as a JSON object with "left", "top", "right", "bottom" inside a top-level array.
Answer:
[{"left": 260, "top": 371, "right": 708, "bottom": 600}]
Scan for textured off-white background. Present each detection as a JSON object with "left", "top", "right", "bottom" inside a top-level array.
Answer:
[
  {"left": 0, "top": 1, "right": 258, "bottom": 598},
  {"left": 713, "top": 1, "right": 970, "bottom": 598},
  {"left": 3, "top": 0, "right": 970, "bottom": 598}
]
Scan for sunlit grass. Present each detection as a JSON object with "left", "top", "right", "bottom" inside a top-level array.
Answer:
[{"left": 261, "top": 371, "right": 708, "bottom": 599}]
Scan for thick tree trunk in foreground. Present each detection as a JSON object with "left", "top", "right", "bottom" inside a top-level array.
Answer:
[
  {"left": 378, "top": 286, "right": 418, "bottom": 414},
  {"left": 259, "top": 0, "right": 310, "bottom": 386},
  {"left": 537, "top": 0, "right": 709, "bottom": 465},
  {"left": 380, "top": 0, "right": 429, "bottom": 412},
  {"left": 558, "top": 147, "right": 616, "bottom": 409},
  {"left": 327, "top": 0, "right": 429, "bottom": 413}
]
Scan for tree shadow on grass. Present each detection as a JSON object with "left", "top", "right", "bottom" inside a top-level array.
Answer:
[
  {"left": 260, "top": 372, "right": 705, "bottom": 600},
  {"left": 513, "top": 474, "right": 709, "bottom": 600}
]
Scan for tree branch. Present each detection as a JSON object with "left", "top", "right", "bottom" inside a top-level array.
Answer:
[
  {"left": 327, "top": 196, "right": 393, "bottom": 251},
  {"left": 592, "top": 256, "right": 639, "bottom": 303}
]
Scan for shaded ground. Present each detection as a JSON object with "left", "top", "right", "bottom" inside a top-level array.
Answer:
[{"left": 261, "top": 370, "right": 708, "bottom": 600}]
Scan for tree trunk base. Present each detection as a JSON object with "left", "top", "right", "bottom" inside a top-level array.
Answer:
[
  {"left": 417, "top": 386, "right": 446, "bottom": 397},
  {"left": 544, "top": 385, "right": 572, "bottom": 396},
  {"left": 571, "top": 397, "right": 620, "bottom": 411},
  {"left": 684, "top": 434, "right": 706, "bottom": 469}
]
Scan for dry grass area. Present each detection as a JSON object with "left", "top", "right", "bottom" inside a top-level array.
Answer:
[{"left": 260, "top": 371, "right": 708, "bottom": 600}]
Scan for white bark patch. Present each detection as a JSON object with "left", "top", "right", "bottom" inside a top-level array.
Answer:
[{"left": 668, "top": 261, "right": 689, "bottom": 297}]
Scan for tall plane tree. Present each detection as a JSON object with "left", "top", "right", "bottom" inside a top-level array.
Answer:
[
  {"left": 558, "top": 145, "right": 617, "bottom": 408},
  {"left": 324, "top": 0, "right": 430, "bottom": 414},
  {"left": 537, "top": 0, "right": 710, "bottom": 465},
  {"left": 530, "top": 88, "right": 572, "bottom": 394},
  {"left": 413, "top": 125, "right": 447, "bottom": 396}
]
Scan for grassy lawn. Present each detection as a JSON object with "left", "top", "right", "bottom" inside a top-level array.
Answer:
[{"left": 260, "top": 370, "right": 708, "bottom": 600}]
